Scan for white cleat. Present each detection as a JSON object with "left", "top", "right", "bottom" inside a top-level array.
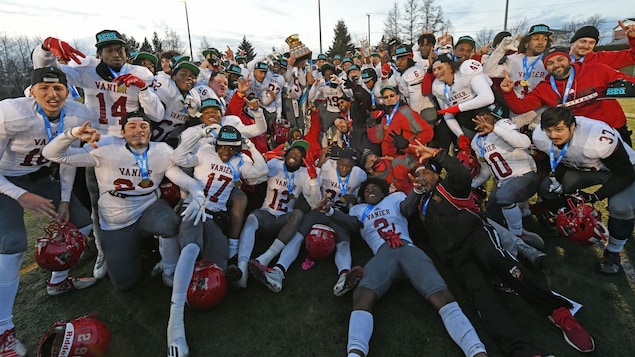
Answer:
[
  {"left": 167, "top": 320, "right": 189, "bottom": 357},
  {"left": 93, "top": 251, "right": 107, "bottom": 279}
]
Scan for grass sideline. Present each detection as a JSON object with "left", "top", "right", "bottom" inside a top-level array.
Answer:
[{"left": 13, "top": 106, "right": 635, "bottom": 356}]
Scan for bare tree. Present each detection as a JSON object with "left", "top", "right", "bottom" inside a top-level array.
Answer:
[
  {"left": 402, "top": 0, "right": 422, "bottom": 44},
  {"left": 383, "top": 1, "right": 401, "bottom": 41},
  {"left": 0, "top": 32, "right": 34, "bottom": 99},
  {"left": 508, "top": 18, "right": 529, "bottom": 37},
  {"left": 562, "top": 14, "right": 604, "bottom": 41},
  {"left": 421, "top": 0, "right": 446, "bottom": 34},
  {"left": 474, "top": 27, "right": 495, "bottom": 48},
  {"left": 162, "top": 28, "right": 184, "bottom": 53}
]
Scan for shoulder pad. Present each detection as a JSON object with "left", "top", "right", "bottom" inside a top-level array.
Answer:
[{"left": 459, "top": 59, "right": 483, "bottom": 75}]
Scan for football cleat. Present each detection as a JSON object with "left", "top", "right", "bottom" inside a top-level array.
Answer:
[
  {"left": 93, "top": 251, "right": 107, "bottom": 279},
  {"left": 47, "top": 277, "right": 97, "bottom": 296},
  {"left": 0, "top": 328, "right": 27, "bottom": 357},
  {"left": 333, "top": 266, "right": 363, "bottom": 297},
  {"left": 549, "top": 307, "right": 595, "bottom": 353},
  {"left": 516, "top": 242, "right": 547, "bottom": 270},
  {"left": 248, "top": 260, "right": 284, "bottom": 293},
  {"left": 234, "top": 261, "right": 248, "bottom": 289},
  {"left": 518, "top": 229, "right": 545, "bottom": 251},
  {"left": 224, "top": 264, "right": 242, "bottom": 282},
  {"left": 151, "top": 260, "right": 175, "bottom": 288},
  {"left": 600, "top": 250, "right": 621, "bottom": 275},
  {"left": 167, "top": 319, "right": 189, "bottom": 357}
]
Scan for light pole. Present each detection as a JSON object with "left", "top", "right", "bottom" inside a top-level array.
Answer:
[
  {"left": 181, "top": 0, "right": 194, "bottom": 59},
  {"left": 503, "top": 0, "right": 509, "bottom": 31},
  {"left": 318, "top": 0, "right": 323, "bottom": 53},
  {"left": 367, "top": 13, "right": 371, "bottom": 45}
]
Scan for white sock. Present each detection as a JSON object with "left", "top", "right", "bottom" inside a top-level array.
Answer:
[
  {"left": 159, "top": 236, "right": 180, "bottom": 276},
  {"left": 347, "top": 310, "right": 373, "bottom": 357},
  {"left": 276, "top": 233, "right": 304, "bottom": 271},
  {"left": 171, "top": 243, "right": 200, "bottom": 308},
  {"left": 438, "top": 302, "right": 487, "bottom": 357},
  {"left": 257, "top": 239, "right": 285, "bottom": 266},
  {"left": 607, "top": 236, "right": 627, "bottom": 253},
  {"left": 501, "top": 204, "right": 523, "bottom": 236},
  {"left": 50, "top": 269, "right": 70, "bottom": 285},
  {"left": 335, "top": 241, "right": 352, "bottom": 274},
  {"left": 228, "top": 238, "right": 239, "bottom": 259},
  {"left": 238, "top": 214, "right": 259, "bottom": 265},
  {"left": 0, "top": 252, "right": 24, "bottom": 332}
]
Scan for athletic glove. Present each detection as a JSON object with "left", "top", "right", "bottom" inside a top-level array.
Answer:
[
  {"left": 381, "top": 230, "right": 403, "bottom": 249},
  {"left": 181, "top": 191, "right": 207, "bottom": 226},
  {"left": 198, "top": 124, "right": 221, "bottom": 138},
  {"left": 458, "top": 134, "right": 471, "bottom": 150},
  {"left": 548, "top": 177, "right": 563, "bottom": 195},
  {"left": 388, "top": 129, "right": 409, "bottom": 153},
  {"left": 303, "top": 152, "right": 318, "bottom": 179},
  {"left": 114, "top": 74, "right": 148, "bottom": 90},
  {"left": 437, "top": 105, "right": 460, "bottom": 115},
  {"left": 241, "top": 137, "right": 254, "bottom": 150},
  {"left": 381, "top": 63, "right": 392, "bottom": 80},
  {"left": 43, "top": 37, "right": 85, "bottom": 64}
]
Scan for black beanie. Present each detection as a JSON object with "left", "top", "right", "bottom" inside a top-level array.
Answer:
[
  {"left": 492, "top": 31, "right": 512, "bottom": 48},
  {"left": 570, "top": 26, "right": 599, "bottom": 43}
]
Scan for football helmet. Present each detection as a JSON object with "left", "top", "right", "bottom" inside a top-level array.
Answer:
[
  {"left": 159, "top": 177, "right": 181, "bottom": 208},
  {"left": 35, "top": 221, "right": 88, "bottom": 271},
  {"left": 37, "top": 315, "right": 111, "bottom": 357},
  {"left": 187, "top": 259, "right": 228, "bottom": 310},
  {"left": 272, "top": 118, "right": 291, "bottom": 146},
  {"left": 305, "top": 224, "right": 337, "bottom": 260},
  {"left": 556, "top": 195, "right": 608, "bottom": 245},
  {"left": 456, "top": 147, "right": 480, "bottom": 179}
]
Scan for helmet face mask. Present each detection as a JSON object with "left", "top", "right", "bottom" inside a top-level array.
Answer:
[
  {"left": 305, "top": 224, "right": 337, "bottom": 260},
  {"left": 187, "top": 259, "right": 228, "bottom": 310},
  {"left": 456, "top": 148, "right": 480, "bottom": 179},
  {"left": 556, "top": 196, "right": 608, "bottom": 245},
  {"left": 35, "top": 221, "right": 88, "bottom": 271}
]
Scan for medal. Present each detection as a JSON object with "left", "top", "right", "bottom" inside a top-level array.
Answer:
[
  {"left": 140, "top": 179, "right": 152, "bottom": 188},
  {"left": 520, "top": 79, "right": 529, "bottom": 87},
  {"left": 549, "top": 171, "right": 555, "bottom": 177},
  {"left": 117, "top": 84, "right": 127, "bottom": 93},
  {"left": 384, "top": 125, "right": 389, "bottom": 130},
  {"left": 478, "top": 157, "right": 486, "bottom": 162},
  {"left": 339, "top": 196, "right": 346, "bottom": 203},
  {"left": 234, "top": 180, "right": 243, "bottom": 188}
]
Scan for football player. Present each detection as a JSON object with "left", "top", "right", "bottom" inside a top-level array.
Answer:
[
  {"left": 246, "top": 60, "right": 286, "bottom": 131},
  {"left": 283, "top": 54, "right": 314, "bottom": 132},
  {"left": 237, "top": 140, "right": 321, "bottom": 291},
  {"left": 410, "top": 140, "right": 595, "bottom": 355},
  {"left": 42, "top": 111, "right": 205, "bottom": 291},
  {"left": 308, "top": 63, "right": 346, "bottom": 145},
  {"left": 533, "top": 106, "right": 635, "bottom": 274},
  {"left": 321, "top": 177, "right": 487, "bottom": 357},
  {"left": 0, "top": 68, "right": 96, "bottom": 357},
  {"left": 167, "top": 125, "right": 268, "bottom": 356}
]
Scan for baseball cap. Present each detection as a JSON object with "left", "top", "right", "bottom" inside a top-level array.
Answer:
[
  {"left": 317, "top": 53, "right": 328, "bottom": 60},
  {"left": 31, "top": 67, "right": 67, "bottom": 87},
  {"left": 320, "top": 63, "right": 334, "bottom": 74},
  {"left": 370, "top": 50, "right": 381, "bottom": 58},
  {"left": 235, "top": 54, "right": 246, "bottom": 62},
  {"left": 492, "top": 31, "right": 512, "bottom": 48},
  {"left": 203, "top": 48, "right": 221, "bottom": 60},
  {"left": 346, "top": 64, "right": 361, "bottom": 73},
  {"left": 169, "top": 55, "right": 191, "bottom": 69},
  {"left": 95, "top": 30, "right": 126, "bottom": 49},
  {"left": 278, "top": 59, "right": 288, "bottom": 68},
  {"left": 199, "top": 98, "right": 222, "bottom": 112},
  {"left": 432, "top": 53, "right": 455, "bottom": 66},
  {"left": 570, "top": 26, "right": 600, "bottom": 43},
  {"left": 132, "top": 52, "right": 158, "bottom": 66},
  {"left": 361, "top": 68, "right": 377, "bottom": 83},
  {"left": 395, "top": 44, "right": 413, "bottom": 58},
  {"left": 216, "top": 125, "right": 242, "bottom": 146},
  {"left": 333, "top": 55, "right": 342, "bottom": 61},
  {"left": 527, "top": 24, "right": 553, "bottom": 37},
  {"left": 121, "top": 110, "right": 151, "bottom": 128},
  {"left": 338, "top": 147, "right": 358, "bottom": 162},
  {"left": 226, "top": 64, "right": 242, "bottom": 76},
  {"left": 455, "top": 35, "right": 476, "bottom": 48},
  {"left": 288, "top": 139, "right": 309, "bottom": 157},
  {"left": 542, "top": 46, "right": 570, "bottom": 63},
  {"left": 172, "top": 61, "right": 200, "bottom": 76},
  {"left": 342, "top": 57, "right": 353, "bottom": 64},
  {"left": 380, "top": 85, "right": 398, "bottom": 95},
  {"left": 254, "top": 62, "right": 269, "bottom": 72}
]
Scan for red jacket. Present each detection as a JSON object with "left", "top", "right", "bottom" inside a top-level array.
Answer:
[
  {"left": 572, "top": 36, "right": 635, "bottom": 69},
  {"left": 226, "top": 92, "right": 269, "bottom": 153},
  {"left": 367, "top": 103, "right": 434, "bottom": 158},
  {"left": 502, "top": 62, "right": 635, "bottom": 129}
]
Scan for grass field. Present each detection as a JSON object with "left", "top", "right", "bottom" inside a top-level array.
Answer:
[{"left": 12, "top": 101, "right": 635, "bottom": 357}]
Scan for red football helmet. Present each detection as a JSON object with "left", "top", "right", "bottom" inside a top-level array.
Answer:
[
  {"left": 272, "top": 118, "right": 291, "bottom": 146},
  {"left": 456, "top": 147, "right": 480, "bottom": 179},
  {"left": 35, "top": 221, "right": 88, "bottom": 271},
  {"left": 305, "top": 224, "right": 337, "bottom": 260},
  {"left": 556, "top": 195, "right": 608, "bottom": 246},
  {"left": 159, "top": 177, "right": 181, "bottom": 208},
  {"left": 37, "top": 314, "right": 111, "bottom": 357},
  {"left": 187, "top": 259, "right": 228, "bottom": 310}
]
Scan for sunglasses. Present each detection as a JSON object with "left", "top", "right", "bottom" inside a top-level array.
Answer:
[{"left": 382, "top": 94, "right": 397, "bottom": 99}]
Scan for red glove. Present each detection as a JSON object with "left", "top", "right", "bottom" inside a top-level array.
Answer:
[
  {"left": 381, "top": 63, "right": 392, "bottom": 80},
  {"left": 43, "top": 37, "right": 85, "bottom": 64},
  {"left": 458, "top": 134, "right": 471, "bottom": 150},
  {"left": 114, "top": 74, "right": 147, "bottom": 90},
  {"left": 264, "top": 143, "right": 286, "bottom": 161},
  {"left": 303, "top": 152, "right": 318, "bottom": 179},
  {"left": 437, "top": 105, "right": 460, "bottom": 115},
  {"left": 381, "top": 230, "right": 403, "bottom": 249}
]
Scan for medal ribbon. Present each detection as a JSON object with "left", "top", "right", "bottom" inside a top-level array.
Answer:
[
  {"left": 36, "top": 103, "right": 65, "bottom": 142},
  {"left": 336, "top": 167, "right": 351, "bottom": 199},
  {"left": 227, "top": 155, "right": 244, "bottom": 184},
  {"left": 478, "top": 134, "right": 488, "bottom": 161},
  {"left": 128, "top": 146, "right": 150, "bottom": 182},
  {"left": 362, "top": 203, "right": 376, "bottom": 221},
  {"left": 384, "top": 102, "right": 400, "bottom": 128},
  {"left": 443, "top": 83, "right": 453, "bottom": 105},
  {"left": 549, "top": 140, "right": 570, "bottom": 173},
  {"left": 283, "top": 164, "right": 295, "bottom": 196},
  {"left": 549, "top": 66, "right": 575, "bottom": 105},
  {"left": 522, "top": 55, "right": 542, "bottom": 82}
]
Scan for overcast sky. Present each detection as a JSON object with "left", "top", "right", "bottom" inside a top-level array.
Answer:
[{"left": 0, "top": 0, "right": 629, "bottom": 60}]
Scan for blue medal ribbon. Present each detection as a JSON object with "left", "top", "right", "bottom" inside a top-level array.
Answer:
[
  {"left": 107, "top": 64, "right": 126, "bottom": 79},
  {"left": 549, "top": 141, "right": 570, "bottom": 173},
  {"left": 371, "top": 91, "right": 376, "bottom": 108},
  {"left": 362, "top": 203, "right": 376, "bottom": 221},
  {"left": 227, "top": 155, "right": 244, "bottom": 184},
  {"left": 420, "top": 195, "right": 431, "bottom": 215},
  {"left": 569, "top": 54, "right": 585, "bottom": 63},
  {"left": 384, "top": 102, "right": 400, "bottom": 128},
  {"left": 522, "top": 55, "right": 542, "bottom": 82},
  {"left": 478, "top": 134, "right": 488, "bottom": 160},
  {"left": 128, "top": 146, "right": 150, "bottom": 181},
  {"left": 549, "top": 67, "right": 575, "bottom": 105},
  {"left": 336, "top": 168, "right": 351, "bottom": 199},
  {"left": 283, "top": 164, "right": 295, "bottom": 196},
  {"left": 443, "top": 83, "right": 453, "bottom": 105},
  {"left": 36, "top": 103, "right": 65, "bottom": 142}
]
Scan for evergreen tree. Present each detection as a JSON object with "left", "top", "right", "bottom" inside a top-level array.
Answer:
[
  {"left": 327, "top": 20, "right": 355, "bottom": 58},
  {"left": 237, "top": 35, "right": 256, "bottom": 62},
  {"left": 151, "top": 31, "right": 163, "bottom": 55},
  {"left": 121, "top": 34, "right": 139, "bottom": 53},
  {"left": 139, "top": 37, "right": 153, "bottom": 53}
]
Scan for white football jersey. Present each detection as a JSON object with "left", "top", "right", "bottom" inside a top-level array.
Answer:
[
  {"left": 533, "top": 116, "right": 635, "bottom": 171},
  {"left": 309, "top": 82, "right": 344, "bottom": 113},
  {"left": 151, "top": 75, "right": 202, "bottom": 142},
  {"left": 286, "top": 67, "right": 308, "bottom": 101},
  {"left": 320, "top": 159, "right": 367, "bottom": 210},
  {"left": 471, "top": 119, "right": 536, "bottom": 184},
  {"left": 432, "top": 62, "right": 491, "bottom": 108},
  {"left": 398, "top": 65, "right": 432, "bottom": 113},
  {"left": 261, "top": 158, "right": 317, "bottom": 216},
  {"left": 507, "top": 54, "right": 547, "bottom": 98},
  {"left": 349, "top": 192, "right": 412, "bottom": 255},
  {"left": 258, "top": 72, "right": 286, "bottom": 114},
  {"left": 32, "top": 46, "right": 164, "bottom": 137}
]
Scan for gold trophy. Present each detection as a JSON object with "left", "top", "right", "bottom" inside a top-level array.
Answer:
[{"left": 286, "top": 34, "right": 312, "bottom": 64}]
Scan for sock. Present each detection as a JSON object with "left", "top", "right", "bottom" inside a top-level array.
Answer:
[
  {"left": 257, "top": 239, "right": 285, "bottom": 266},
  {"left": 501, "top": 203, "right": 523, "bottom": 236},
  {"left": 607, "top": 236, "right": 627, "bottom": 253},
  {"left": 347, "top": 310, "right": 373, "bottom": 357},
  {"left": 438, "top": 302, "right": 487, "bottom": 357},
  {"left": 335, "top": 241, "right": 352, "bottom": 274},
  {"left": 50, "top": 269, "right": 69, "bottom": 285},
  {"left": 238, "top": 214, "right": 259, "bottom": 265},
  {"left": 171, "top": 243, "right": 200, "bottom": 308},
  {"left": 228, "top": 238, "right": 239, "bottom": 259},
  {"left": 276, "top": 233, "right": 304, "bottom": 271},
  {"left": 0, "top": 252, "right": 24, "bottom": 332},
  {"left": 159, "top": 236, "right": 180, "bottom": 276},
  {"left": 78, "top": 224, "right": 92, "bottom": 237}
]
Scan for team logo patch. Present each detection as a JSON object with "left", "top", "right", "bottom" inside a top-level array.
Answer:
[{"left": 97, "top": 32, "right": 119, "bottom": 41}]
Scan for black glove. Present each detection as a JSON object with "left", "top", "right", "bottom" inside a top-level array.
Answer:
[
  {"left": 388, "top": 129, "right": 409, "bottom": 153},
  {"left": 366, "top": 115, "right": 377, "bottom": 128},
  {"left": 472, "top": 186, "right": 487, "bottom": 200}
]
